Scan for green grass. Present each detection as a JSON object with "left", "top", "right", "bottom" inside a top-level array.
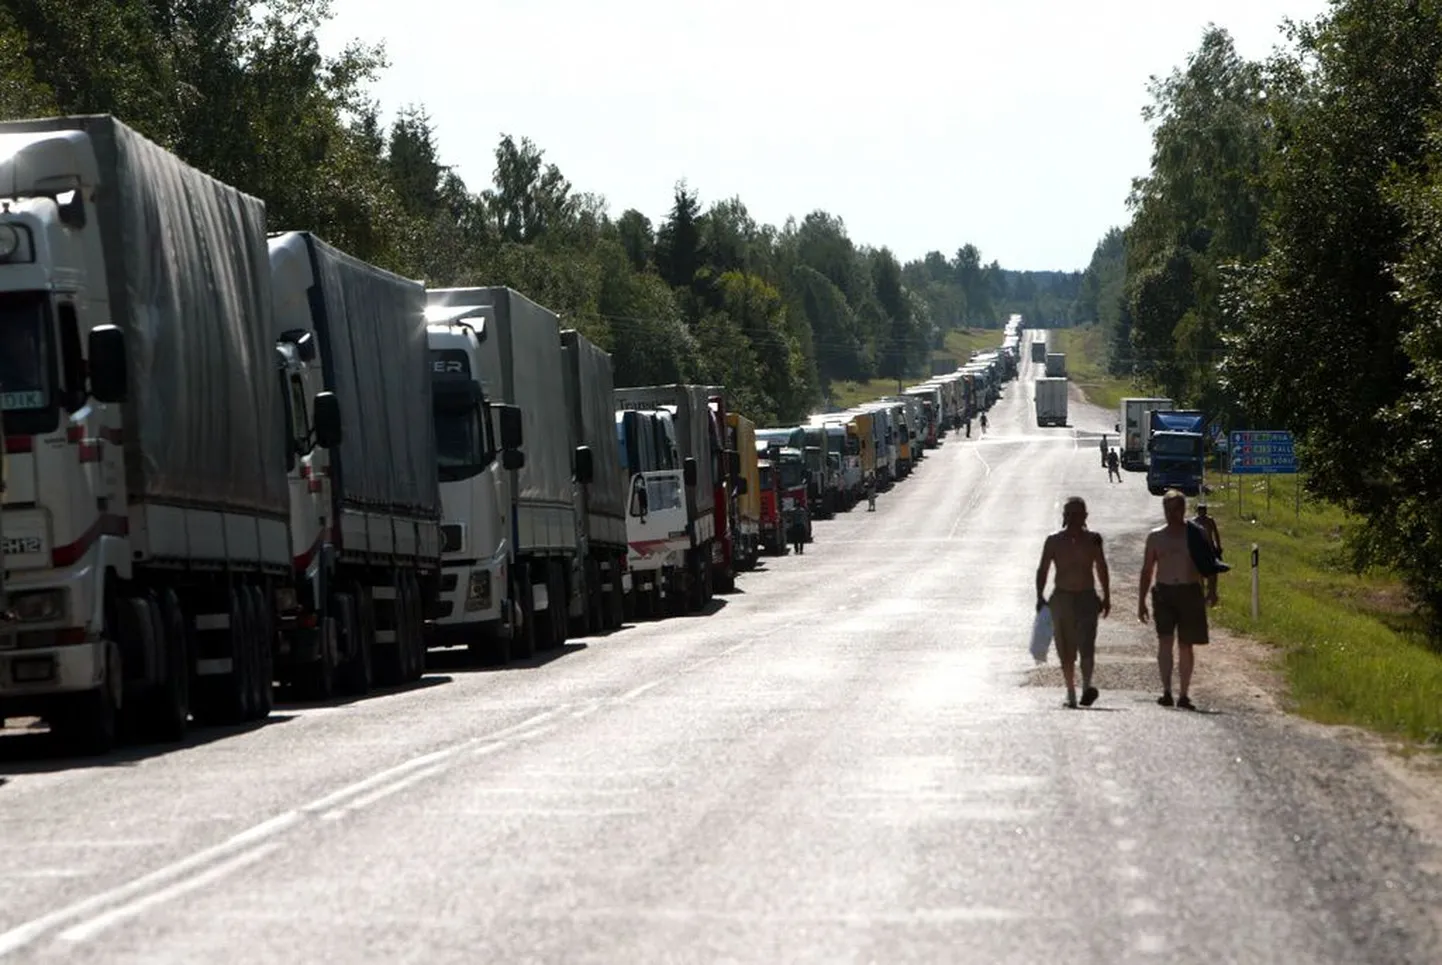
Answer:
[
  {"left": 1201, "top": 474, "right": 1442, "bottom": 745},
  {"left": 826, "top": 378, "right": 912, "bottom": 410},
  {"left": 1051, "top": 325, "right": 1136, "bottom": 412}
]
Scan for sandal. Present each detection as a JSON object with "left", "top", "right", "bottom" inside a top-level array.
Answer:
[
  {"left": 1157, "top": 693, "right": 1174, "bottom": 707},
  {"left": 1177, "top": 696, "right": 1195, "bottom": 711}
]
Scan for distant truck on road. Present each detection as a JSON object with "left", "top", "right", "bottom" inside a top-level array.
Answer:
[
  {"left": 1034, "top": 377, "right": 1069, "bottom": 427},
  {"left": 1044, "top": 352, "right": 1067, "bottom": 377},
  {"left": 1116, "top": 397, "right": 1175, "bottom": 471},
  {"left": 1146, "top": 410, "right": 1207, "bottom": 496},
  {"left": 1030, "top": 339, "right": 1047, "bottom": 364}
]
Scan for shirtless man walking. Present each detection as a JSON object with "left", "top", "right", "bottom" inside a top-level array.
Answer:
[
  {"left": 1138, "top": 490, "right": 1219, "bottom": 709},
  {"left": 1035, "top": 496, "right": 1112, "bottom": 708}
]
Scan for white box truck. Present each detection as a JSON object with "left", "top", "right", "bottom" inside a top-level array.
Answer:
[
  {"left": 0, "top": 115, "right": 292, "bottom": 751},
  {"left": 1117, "top": 397, "right": 1174, "bottom": 470},
  {"left": 268, "top": 231, "right": 440, "bottom": 697},
  {"left": 1045, "top": 352, "right": 1067, "bottom": 377},
  {"left": 1034, "top": 377, "right": 1069, "bottom": 427},
  {"left": 425, "top": 288, "right": 587, "bottom": 657}
]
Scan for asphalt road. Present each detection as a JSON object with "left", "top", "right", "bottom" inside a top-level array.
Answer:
[{"left": 2, "top": 331, "right": 1439, "bottom": 964}]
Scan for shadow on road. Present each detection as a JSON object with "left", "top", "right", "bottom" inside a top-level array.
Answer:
[
  {"left": 683, "top": 597, "right": 729, "bottom": 618},
  {"left": 426, "top": 641, "right": 589, "bottom": 675},
  {"left": 0, "top": 713, "right": 297, "bottom": 776},
  {"left": 275, "top": 673, "right": 453, "bottom": 712}
]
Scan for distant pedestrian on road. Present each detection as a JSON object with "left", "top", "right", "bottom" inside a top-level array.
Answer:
[
  {"left": 1099, "top": 434, "right": 1108, "bottom": 467},
  {"left": 865, "top": 478, "right": 877, "bottom": 512},
  {"left": 1138, "top": 490, "right": 1218, "bottom": 710},
  {"left": 1106, "top": 449, "right": 1121, "bottom": 483},
  {"left": 1035, "top": 496, "right": 1112, "bottom": 709},
  {"left": 979, "top": 412, "right": 988, "bottom": 434},
  {"left": 1193, "top": 500, "right": 1222, "bottom": 559}
]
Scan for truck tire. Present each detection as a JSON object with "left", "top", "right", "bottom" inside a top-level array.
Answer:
[
  {"left": 542, "top": 562, "right": 567, "bottom": 650},
  {"left": 608, "top": 556, "right": 626, "bottom": 628},
  {"left": 134, "top": 589, "right": 190, "bottom": 743},
  {"left": 296, "top": 610, "right": 339, "bottom": 701},
  {"left": 193, "top": 587, "right": 253, "bottom": 726},
  {"left": 403, "top": 572, "right": 426, "bottom": 682},
  {"left": 244, "top": 584, "right": 274, "bottom": 719},
  {"left": 372, "top": 576, "right": 406, "bottom": 688},
  {"left": 52, "top": 642, "right": 121, "bottom": 756},
  {"left": 336, "top": 588, "right": 372, "bottom": 696},
  {"left": 513, "top": 572, "right": 537, "bottom": 660}
]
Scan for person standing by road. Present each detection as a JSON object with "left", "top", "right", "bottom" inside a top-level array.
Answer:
[
  {"left": 979, "top": 412, "right": 988, "bottom": 434},
  {"left": 1194, "top": 500, "right": 1222, "bottom": 558},
  {"left": 1099, "top": 434, "right": 1108, "bottom": 467},
  {"left": 1106, "top": 448, "right": 1121, "bottom": 483},
  {"left": 1035, "top": 496, "right": 1112, "bottom": 708},
  {"left": 1138, "top": 490, "right": 1218, "bottom": 709}
]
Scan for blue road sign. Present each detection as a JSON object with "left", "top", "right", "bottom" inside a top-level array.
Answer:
[{"left": 1229, "top": 430, "right": 1298, "bottom": 474}]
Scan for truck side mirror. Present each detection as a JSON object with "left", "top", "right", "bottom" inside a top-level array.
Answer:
[
  {"left": 1114, "top": 423, "right": 1121, "bottom": 433},
  {"left": 498, "top": 404, "right": 524, "bottom": 450},
  {"left": 501, "top": 448, "right": 525, "bottom": 471},
  {"left": 683, "top": 456, "right": 698, "bottom": 488},
  {"left": 630, "top": 478, "right": 649, "bottom": 519},
  {"left": 313, "top": 391, "right": 343, "bottom": 449},
  {"left": 88, "top": 325, "right": 128, "bottom": 403},
  {"left": 574, "top": 445, "right": 594, "bottom": 484}
]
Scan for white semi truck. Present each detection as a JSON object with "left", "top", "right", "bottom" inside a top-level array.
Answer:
[
  {"left": 423, "top": 309, "right": 525, "bottom": 664},
  {"left": 268, "top": 231, "right": 439, "bottom": 697},
  {"left": 1034, "top": 376, "right": 1069, "bottom": 427},
  {"left": 424, "top": 287, "right": 589, "bottom": 658},
  {"left": 0, "top": 115, "right": 292, "bottom": 751}
]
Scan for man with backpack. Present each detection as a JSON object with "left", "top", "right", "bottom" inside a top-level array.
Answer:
[{"left": 1137, "top": 490, "right": 1229, "bottom": 709}]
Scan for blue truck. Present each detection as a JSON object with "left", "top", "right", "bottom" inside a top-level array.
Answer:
[{"left": 1146, "top": 410, "right": 1207, "bottom": 496}]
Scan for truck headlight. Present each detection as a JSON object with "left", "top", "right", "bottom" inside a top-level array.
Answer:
[
  {"left": 0, "top": 223, "right": 33, "bottom": 263},
  {"left": 465, "top": 570, "right": 492, "bottom": 612},
  {"left": 8, "top": 589, "right": 66, "bottom": 623}
]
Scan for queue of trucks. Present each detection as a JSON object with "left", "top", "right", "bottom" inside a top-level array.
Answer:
[{"left": 0, "top": 115, "right": 1023, "bottom": 755}]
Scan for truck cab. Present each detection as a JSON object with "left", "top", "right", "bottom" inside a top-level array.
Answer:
[
  {"left": 1145, "top": 410, "right": 1207, "bottom": 496},
  {"left": 617, "top": 409, "right": 689, "bottom": 617},
  {"left": 422, "top": 313, "right": 524, "bottom": 662}
]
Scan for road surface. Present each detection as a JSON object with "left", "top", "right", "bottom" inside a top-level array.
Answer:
[{"left": 2, "top": 331, "right": 1439, "bottom": 964}]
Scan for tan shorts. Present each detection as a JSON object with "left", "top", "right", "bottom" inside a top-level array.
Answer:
[
  {"left": 1050, "top": 589, "right": 1099, "bottom": 665},
  {"left": 1152, "top": 583, "right": 1209, "bottom": 646}
]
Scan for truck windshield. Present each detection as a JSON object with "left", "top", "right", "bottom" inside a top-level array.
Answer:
[
  {"left": 0, "top": 292, "right": 50, "bottom": 413},
  {"left": 759, "top": 465, "right": 774, "bottom": 491},
  {"left": 432, "top": 398, "right": 492, "bottom": 482},
  {"left": 1152, "top": 435, "right": 1202, "bottom": 458}
]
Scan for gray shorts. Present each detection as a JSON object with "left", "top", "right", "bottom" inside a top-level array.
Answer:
[
  {"left": 1050, "top": 590, "right": 1099, "bottom": 665},
  {"left": 1152, "top": 582, "right": 1209, "bottom": 646}
]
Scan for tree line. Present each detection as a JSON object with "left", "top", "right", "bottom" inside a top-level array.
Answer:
[
  {"left": 1074, "top": 0, "right": 1442, "bottom": 635},
  {"left": 1, "top": 1, "right": 1095, "bottom": 429}
]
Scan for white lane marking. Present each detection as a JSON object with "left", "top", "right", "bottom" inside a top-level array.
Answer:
[
  {"left": 320, "top": 763, "right": 450, "bottom": 821},
  {"left": 0, "top": 708, "right": 563, "bottom": 957},
  {"left": 0, "top": 816, "right": 298, "bottom": 956},
  {"left": 616, "top": 680, "right": 662, "bottom": 703},
  {"left": 55, "top": 842, "right": 281, "bottom": 945}
]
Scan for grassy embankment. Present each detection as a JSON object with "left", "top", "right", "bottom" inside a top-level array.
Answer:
[
  {"left": 1061, "top": 323, "right": 1442, "bottom": 746},
  {"left": 824, "top": 328, "right": 1000, "bottom": 410},
  {"left": 1051, "top": 325, "right": 1131, "bottom": 412}
]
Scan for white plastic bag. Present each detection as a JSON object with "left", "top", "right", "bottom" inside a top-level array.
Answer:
[{"left": 1030, "top": 604, "right": 1053, "bottom": 662}]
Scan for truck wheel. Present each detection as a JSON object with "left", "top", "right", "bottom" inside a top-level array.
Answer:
[
  {"left": 544, "top": 562, "right": 567, "bottom": 650},
  {"left": 336, "top": 588, "right": 372, "bottom": 696},
  {"left": 513, "top": 573, "right": 537, "bottom": 660},
  {"left": 135, "top": 590, "right": 190, "bottom": 742},
  {"left": 52, "top": 642, "right": 121, "bottom": 756},
  {"left": 244, "top": 585, "right": 274, "bottom": 720},
  {"left": 404, "top": 572, "right": 426, "bottom": 682},
  {"left": 608, "top": 557, "right": 626, "bottom": 628},
  {"left": 372, "top": 576, "right": 406, "bottom": 687}
]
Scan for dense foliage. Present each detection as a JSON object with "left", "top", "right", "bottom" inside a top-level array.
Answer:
[
  {"left": 1075, "top": 2, "right": 1442, "bottom": 633},
  {"left": 0, "top": 0, "right": 1084, "bottom": 428}
]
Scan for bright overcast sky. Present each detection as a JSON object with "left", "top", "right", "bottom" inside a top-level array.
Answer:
[{"left": 318, "top": 0, "right": 1331, "bottom": 272}]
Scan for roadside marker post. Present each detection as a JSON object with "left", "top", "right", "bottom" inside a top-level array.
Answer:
[{"left": 1251, "top": 543, "right": 1260, "bottom": 621}]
